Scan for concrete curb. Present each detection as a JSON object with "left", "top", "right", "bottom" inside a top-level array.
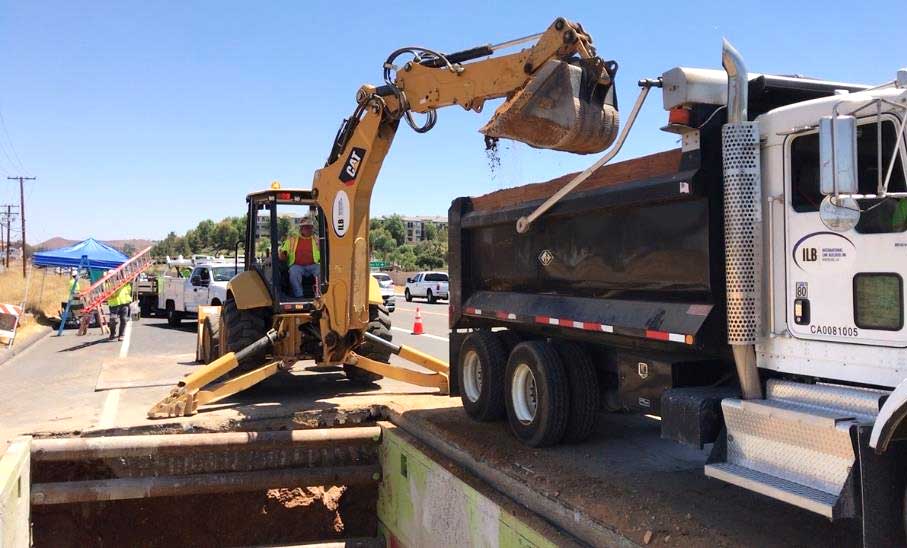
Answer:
[{"left": 0, "top": 325, "right": 53, "bottom": 368}]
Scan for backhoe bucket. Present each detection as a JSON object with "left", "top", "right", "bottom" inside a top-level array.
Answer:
[{"left": 480, "top": 59, "right": 619, "bottom": 155}]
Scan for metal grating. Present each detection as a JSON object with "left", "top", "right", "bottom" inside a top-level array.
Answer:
[
  {"left": 722, "top": 122, "right": 763, "bottom": 344},
  {"left": 705, "top": 462, "right": 837, "bottom": 518},
  {"left": 766, "top": 379, "right": 887, "bottom": 423},
  {"left": 722, "top": 398, "right": 854, "bottom": 495}
]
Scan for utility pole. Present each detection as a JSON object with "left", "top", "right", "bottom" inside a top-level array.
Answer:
[
  {"left": 8, "top": 176, "right": 35, "bottom": 276},
  {"left": 0, "top": 204, "right": 19, "bottom": 268}
]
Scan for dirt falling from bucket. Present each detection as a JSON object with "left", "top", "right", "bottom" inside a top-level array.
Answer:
[{"left": 484, "top": 136, "right": 503, "bottom": 187}]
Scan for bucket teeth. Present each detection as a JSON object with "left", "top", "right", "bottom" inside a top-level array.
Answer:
[
  {"left": 147, "top": 387, "right": 196, "bottom": 418},
  {"left": 480, "top": 59, "right": 619, "bottom": 154}
]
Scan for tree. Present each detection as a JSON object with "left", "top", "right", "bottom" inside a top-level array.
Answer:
[
  {"left": 213, "top": 220, "right": 240, "bottom": 253},
  {"left": 370, "top": 227, "right": 396, "bottom": 257},
  {"left": 413, "top": 241, "right": 446, "bottom": 270},
  {"left": 423, "top": 222, "right": 438, "bottom": 241},
  {"left": 195, "top": 220, "right": 216, "bottom": 250},
  {"left": 122, "top": 242, "right": 137, "bottom": 256},
  {"left": 383, "top": 214, "right": 406, "bottom": 246}
]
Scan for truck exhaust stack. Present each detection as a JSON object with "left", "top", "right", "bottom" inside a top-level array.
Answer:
[
  {"left": 480, "top": 59, "right": 620, "bottom": 154},
  {"left": 721, "top": 39, "right": 763, "bottom": 400}
]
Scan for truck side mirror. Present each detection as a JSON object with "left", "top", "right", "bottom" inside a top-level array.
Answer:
[{"left": 819, "top": 115, "right": 858, "bottom": 195}]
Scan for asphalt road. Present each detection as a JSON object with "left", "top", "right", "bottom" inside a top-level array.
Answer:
[{"left": 0, "top": 299, "right": 452, "bottom": 444}]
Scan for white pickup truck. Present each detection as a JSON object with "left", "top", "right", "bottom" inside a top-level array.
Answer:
[
  {"left": 158, "top": 264, "right": 238, "bottom": 327},
  {"left": 404, "top": 271, "right": 449, "bottom": 304}
]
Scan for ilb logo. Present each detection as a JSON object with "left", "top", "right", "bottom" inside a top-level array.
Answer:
[
  {"left": 801, "top": 247, "right": 818, "bottom": 262},
  {"left": 339, "top": 147, "right": 366, "bottom": 185}
]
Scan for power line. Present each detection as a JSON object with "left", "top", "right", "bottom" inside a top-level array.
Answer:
[
  {"left": 0, "top": 204, "right": 17, "bottom": 268},
  {"left": 0, "top": 106, "right": 28, "bottom": 175},
  {"left": 7, "top": 176, "right": 35, "bottom": 276}
]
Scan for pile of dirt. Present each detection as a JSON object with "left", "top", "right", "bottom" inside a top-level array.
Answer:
[
  {"left": 32, "top": 485, "right": 377, "bottom": 547},
  {"left": 469, "top": 148, "right": 682, "bottom": 212}
]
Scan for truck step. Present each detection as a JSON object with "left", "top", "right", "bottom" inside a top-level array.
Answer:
[
  {"left": 720, "top": 397, "right": 855, "bottom": 495},
  {"left": 766, "top": 379, "right": 886, "bottom": 423},
  {"left": 704, "top": 462, "right": 837, "bottom": 518},
  {"left": 703, "top": 379, "right": 888, "bottom": 518}
]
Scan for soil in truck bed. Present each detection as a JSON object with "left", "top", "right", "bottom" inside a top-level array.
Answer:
[{"left": 469, "top": 148, "right": 682, "bottom": 212}]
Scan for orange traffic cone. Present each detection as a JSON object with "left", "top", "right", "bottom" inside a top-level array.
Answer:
[{"left": 412, "top": 307, "right": 424, "bottom": 335}]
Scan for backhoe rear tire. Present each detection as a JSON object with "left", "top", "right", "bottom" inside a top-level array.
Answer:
[
  {"left": 221, "top": 295, "right": 269, "bottom": 373},
  {"left": 345, "top": 304, "right": 391, "bottom": 385}
]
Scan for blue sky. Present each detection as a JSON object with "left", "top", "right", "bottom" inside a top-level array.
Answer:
[{"left": 0, "top": 1, "right": 904, "bottom": 243}]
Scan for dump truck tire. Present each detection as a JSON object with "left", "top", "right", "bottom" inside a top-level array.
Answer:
[
  {"left": 554, "top": 341, "right": 599, "bottom": 443},
  {"left": 222, "top": 296, "right": 268, "bottom": 372},
  {"left": 459, "top": 330, "right": 508, "bottom": 422},
  {"left": 496, "top": 329, "right": 523, "bottom": 355},
  {"left": 345, "top": 304, "right": 390, "bottom": 384},
  {"left": 505, "top": 341, "right": 569, "bottom": 447}
]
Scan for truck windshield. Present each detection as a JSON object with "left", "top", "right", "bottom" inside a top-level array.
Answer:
[{"left": 211, "top": 267, "right": 238, "bottom": 282}]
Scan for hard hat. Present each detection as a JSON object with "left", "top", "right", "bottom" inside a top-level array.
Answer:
[{"left": 300, "top": 216, "right": 314, "bottom": 227}]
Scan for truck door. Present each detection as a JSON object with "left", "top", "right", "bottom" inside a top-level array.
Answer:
[
  {"left": 188, "top": 267, "right": 209, "bottom": 313},
  {"left": 785, "top": 116, "right": 907, "bottom": 349}
]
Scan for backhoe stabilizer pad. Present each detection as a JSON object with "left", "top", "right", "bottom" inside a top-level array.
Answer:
[
  {"left": 480, "top": 59, "right": 619, "bottom": 155},
  {"left": 147, "top": 386, "right": 198, "bottom": 419}
]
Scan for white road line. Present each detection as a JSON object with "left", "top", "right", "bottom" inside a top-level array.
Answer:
[
  {"left": 98, "top": 389, "right": 121, "bottom": 429},
  {"left": 391, "top": 326, "right": 449, "bottom": 342},
  {"left": 394, "top": 306, "right": 448, "bottom": 317},
  {"left": 118, "top": 320, "right": 133, "bottom": 359}
]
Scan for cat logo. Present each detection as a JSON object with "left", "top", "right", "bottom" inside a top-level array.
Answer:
[{"left": 339, "top": 147, "right": 366, "bottom": 185}]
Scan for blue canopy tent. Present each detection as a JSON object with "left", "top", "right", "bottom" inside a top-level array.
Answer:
[
  {"left": 32, "top": 238, "right": 128, "bottom": 335},
  {"left": 33, "top": 238, "right": 128, "bottom": 271}
]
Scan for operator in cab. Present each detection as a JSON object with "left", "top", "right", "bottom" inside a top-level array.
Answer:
[{"left": 279, "top": 217, "right": 320, "bottom": 298}]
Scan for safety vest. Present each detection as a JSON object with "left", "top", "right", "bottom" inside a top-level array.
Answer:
[
  {"left": 893, "top": 199, "right": 907, "bottom": 232},
  {"left": 107, "top": 283, "right": 133, "bottom": 307},
  {"left": 281, "top": 236, "right": 320, "bottom": 265}
]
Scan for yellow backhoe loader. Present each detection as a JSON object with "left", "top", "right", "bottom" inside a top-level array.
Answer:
[{"left": 149, "top": 16, "right": 621, "bottom": 418}]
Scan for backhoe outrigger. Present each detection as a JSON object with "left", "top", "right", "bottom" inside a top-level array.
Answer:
[{"left": 149, "top": 16, "right": 620, "bottom": 418}]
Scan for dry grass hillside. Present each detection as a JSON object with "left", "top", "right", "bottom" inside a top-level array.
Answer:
[{"left": 0, "top": 261, "right": 71, "bottom": 342}]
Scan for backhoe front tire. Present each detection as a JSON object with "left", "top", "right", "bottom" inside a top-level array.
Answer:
[
  {"left": 197, "top": 310, "right": 221, "bottom": 364},
  {"left": 221, "top": 295, "right": 269, "bottom": 372},
  {"left": 345, "top": 304, "right": 391, "bottom": 385}
]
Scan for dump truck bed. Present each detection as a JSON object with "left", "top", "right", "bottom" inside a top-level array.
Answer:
[{"left": 449, "top": 130, "right": 730, "bottom": 367}]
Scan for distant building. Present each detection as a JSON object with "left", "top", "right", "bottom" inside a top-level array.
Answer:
[{"left": 402, "top": 216, "right": 447, "bottom": 243}]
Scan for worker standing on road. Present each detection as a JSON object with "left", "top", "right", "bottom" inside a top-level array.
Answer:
[
  {"left": 107, "top": 282, "right": 132, "bottom": 342},
  {"left": 279, "top": 217, "right": 320, "bottom": 298}
]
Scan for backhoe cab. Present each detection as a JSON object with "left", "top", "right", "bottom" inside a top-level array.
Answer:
[{"left": 149, "top": 16, "right": 621, "bottom": 418}]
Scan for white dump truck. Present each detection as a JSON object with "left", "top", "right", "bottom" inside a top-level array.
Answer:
[{"left": 449, "top": 41, "right": 907, "bottom": 546}]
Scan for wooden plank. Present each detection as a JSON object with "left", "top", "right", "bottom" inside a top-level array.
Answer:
[{"left": 470, "top": 148, "right": 682, "bottom": 212}]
